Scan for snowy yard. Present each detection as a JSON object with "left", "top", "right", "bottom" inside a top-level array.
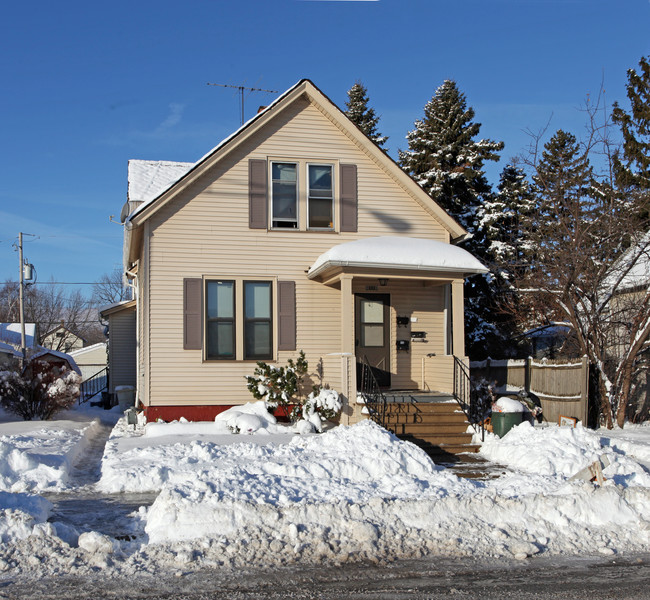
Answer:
[{"left": 0, "top": 402, "right": 649, "bottom": 581}]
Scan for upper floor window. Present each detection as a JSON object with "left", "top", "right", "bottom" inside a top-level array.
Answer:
[
  {"left": 308, "top": 164, "right": 333, "bottom": 229},
  {"left": 271, "top": 162, "right": 298, "bottom": 229}
]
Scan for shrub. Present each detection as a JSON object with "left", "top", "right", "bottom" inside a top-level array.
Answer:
[
  {"left": 0, "top": 359, "right": 81, "bottom": 420},
  {"left": 245, "top": 351, "right": 342, "bottom": 426}
]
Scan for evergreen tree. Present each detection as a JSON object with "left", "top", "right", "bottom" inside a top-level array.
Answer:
[
  {"left": 612, "top": 55, "right": 650, "bottom": 203},
  {"left": 480, "top": 165, "right": 536, "bottom": 280},
  {"left": 399, "top": 80, "right": 504, "bottom": 358},
  {"left": 344, "top": 82, "right": 388, "bottom": 150},
  {"left": 399, "top": 80, "right": 503, "bottom": 233},
  {"left": 531, "top": 130, "right": 598, "bottom": 266}
]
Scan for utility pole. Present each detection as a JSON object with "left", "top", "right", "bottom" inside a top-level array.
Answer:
[
  {"left": 207, "top": 82, "right": 278, "bottom": 125},
  {"left": 18, "top": 232, "right": 26, "bottom": 367}
]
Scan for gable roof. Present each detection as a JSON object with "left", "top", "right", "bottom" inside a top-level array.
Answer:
[{"left": 124, "top": 79, "right": 468, "bottom": 242}]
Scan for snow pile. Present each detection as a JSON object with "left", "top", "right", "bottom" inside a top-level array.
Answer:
[
  {"left": 97, "top": 417, "right": 650, "bottom": 565},
  {"left": 0, "top": 420, "right": 99, "bottom": 492},
  {"left": 480, "top": 422, "right": 650, "bottom": 487},
  {"left": 0, "top": 491, "right": 52, "bottom": 544}
]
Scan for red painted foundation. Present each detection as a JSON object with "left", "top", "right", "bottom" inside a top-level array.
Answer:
[{"left": 143, "top": 404, "right": 295, "bottom": 423}]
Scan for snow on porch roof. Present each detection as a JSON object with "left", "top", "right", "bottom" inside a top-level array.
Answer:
[{"left": 307, "top": 237, "right": 488, "bottom": 279}]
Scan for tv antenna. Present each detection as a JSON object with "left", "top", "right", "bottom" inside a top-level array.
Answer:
[{"left": 207, "top": 82, "right": 278, "bottom": 125}]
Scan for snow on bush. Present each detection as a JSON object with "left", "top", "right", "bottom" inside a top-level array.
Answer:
[{"left": 0, "top": 360, "right": 81, "bottom": 421}]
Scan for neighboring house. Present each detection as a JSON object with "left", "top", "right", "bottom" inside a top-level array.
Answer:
[
  {"left": 117, "top": 79, "right": 487, "bottom": 423},
  {"left": 99, "top": 300, "right": 137, "bottom": 396},
  {"left": 69, "top": 342, "right": 107, "bottom": 381},
  {"left": 521, "top": 323, "right": 580, "bottom": 359},
  {"left": 41, "top": 324, "right": 86, "bottom": 353}
]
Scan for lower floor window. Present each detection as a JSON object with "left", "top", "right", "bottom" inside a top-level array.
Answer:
[
  {"left": 205, "top": 279, "right": 273, "bottom": 360},
  {"left": 206, "top": 280, "right": 235, "bottom": 359},
  {"left": 244, "top": 281, "right": 272, "bottom": 359}
]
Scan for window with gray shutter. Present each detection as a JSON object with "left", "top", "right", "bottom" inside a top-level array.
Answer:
[
  {"left": 249, "top": 159, "right": 268, "bottom": 229},
  {"left": 183, "top": 278, "right": 203, "bottom": 350},
  {"left": 340, "top": 164, "right": 357, "bottom": 232},
  {"left": 277, "top": 281, "right": 296, "bottom": 351}
]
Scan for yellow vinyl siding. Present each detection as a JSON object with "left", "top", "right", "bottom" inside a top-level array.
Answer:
[{"left": 141, "top": 98, "right": 453, "bottom": 406}]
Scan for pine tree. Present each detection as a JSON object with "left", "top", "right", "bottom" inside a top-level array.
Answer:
[
  {"left": 480, "top": 165, "right": 536, "bottom": 279},
  {"left": 531, "top": 129, "right": 598, "bottom": 265},
  {"left": 612, "top": 56, "right": 650, "bottom": 201},
  {"left": 399, "top": 80, "right": 504, "bottom": 358},
  {"left": 344, "top": 82, "right": 388, "bottom": 150},
  {"left": 399, "top": 80, "right": 503, "bottom": 233}
]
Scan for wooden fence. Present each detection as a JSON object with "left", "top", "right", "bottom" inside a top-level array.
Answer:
[{"left": 470, "top": 356, "right": 590, "bottom": 425}]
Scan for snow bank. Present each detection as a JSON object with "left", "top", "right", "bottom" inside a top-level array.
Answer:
[
  {"left": 0, "top": 420, "right": 99, "bottom": 492},
  {"left": 0, "top": 491, "right": 52, "bottom": 544},
  {"left": 97, "top": 417, "right": 650, "bottom": 564}
]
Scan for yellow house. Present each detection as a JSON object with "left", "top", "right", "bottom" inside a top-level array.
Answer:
[{"left": 118, "top": 79, "right": 487, "bottom": 424}]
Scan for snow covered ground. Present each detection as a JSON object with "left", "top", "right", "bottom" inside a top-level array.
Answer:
[{"left": 0, "top": 402, "right": 649, "bottom": 580}]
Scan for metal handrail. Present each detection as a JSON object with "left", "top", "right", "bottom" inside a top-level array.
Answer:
[
  {"left": 79, "top": 367, "right": 108, "bottom": 404},
  {"left": 453, "top": 356, "right": 486, "bottom": 440},
  {"left": 357, "top": 356, "right": 389, "bottom": 428}
]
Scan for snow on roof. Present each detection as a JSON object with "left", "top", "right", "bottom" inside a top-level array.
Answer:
[
  {"left": 68, "top": 342, "right": 107, "bottom": 358},
  {"left": 308, "top": 237, "right": 488, "bottom": 278},
  {"left": 31, "top": 347, "right": 81, "bottom": 375},
  {"left": 127, "top": 160, "right": 194, "bottom": 204},
  {"left": 0, "top": 323, "right": 37, "bottom": 348},
  {"left": 613, "top": 230, "right": 650, "bottom": 292}
]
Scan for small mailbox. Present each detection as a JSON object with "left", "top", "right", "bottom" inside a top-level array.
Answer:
[
  {"left": 396, "top": 340, "right": 410, "bottom": 352},
  {"left": 411, "top": 331, "right": 427, "bottom": 339}
]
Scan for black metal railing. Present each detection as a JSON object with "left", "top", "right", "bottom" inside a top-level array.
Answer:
[
  {"left": 79, "top": 367, "right": 108, "bottom": 404},
  {"left": 357, "top": 356, "right": 389, "bottom": 428},
  {"left": 453, "top": 356, "right": 486, "bottom": 440}
]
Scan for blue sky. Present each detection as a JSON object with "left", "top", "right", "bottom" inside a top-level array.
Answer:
[{"left": 1, "top": 0, "right": 649, "bottom": 294}]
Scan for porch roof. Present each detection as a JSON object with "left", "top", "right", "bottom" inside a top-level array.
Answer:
[{"left": 307, "top": 236, "right": 488, "bottom": 282}]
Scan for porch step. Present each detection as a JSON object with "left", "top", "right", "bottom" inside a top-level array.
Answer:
[
  {"left": 391, "top": 422, "right": 470, "bottom": 435},
  {"left": 380, "top": 399, "right": 479, "bottom": 456},
  {"left": 400, "top": 436, "right": 481, "bottom": 456}
]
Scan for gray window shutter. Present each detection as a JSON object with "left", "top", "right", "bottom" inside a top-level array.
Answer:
[
  {"left": 183, "top": 278, "right": 203, "bottom": 350},
  {"left": 277, "top": 281, "right": 296, "bottom": 351},
  {"left": 340, "top": 164, "right": 357, "bottom": 232},
  {"left": 249, "top": 159, "right": 268, "bottom": 229}
]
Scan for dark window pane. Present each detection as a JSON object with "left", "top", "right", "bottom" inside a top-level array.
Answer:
[
  {"left": 245, "top": 322, "right": 271, "bottom": 358},
  {"left": 207, "top": 321, "right": 234, "bottom": 358}
]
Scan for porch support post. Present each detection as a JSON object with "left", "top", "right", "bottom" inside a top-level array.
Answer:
[
  {"left": 341, "top": 274, "right": 355, "bottom": 425},
  {"left": 451, "top": 279, "right": 465, "bottom": 357}
]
